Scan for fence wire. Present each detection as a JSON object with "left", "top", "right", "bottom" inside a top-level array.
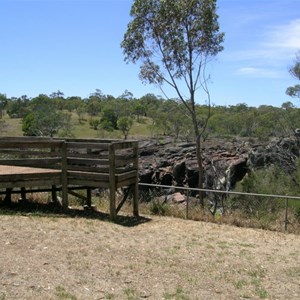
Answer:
[{"left": 138, "top": 183, "right": 300, "bottom": 233}]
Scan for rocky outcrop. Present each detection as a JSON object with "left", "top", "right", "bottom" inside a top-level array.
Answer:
[
  {"left": 247, "top": 137, "right": 300, "bottom": 173},
  {"left": 138, "top": 137, "right": 300, "bottom": 194}
]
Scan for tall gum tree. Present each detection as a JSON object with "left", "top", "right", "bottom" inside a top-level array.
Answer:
[
  {"left": 121, "top": 0, "right": 224, "bottom": 206},
  {"left": 286, "top": 51, "right": 300, "bottom": 99}
]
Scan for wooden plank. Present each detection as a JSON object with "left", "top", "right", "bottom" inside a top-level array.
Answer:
[
  {"left": 111, "top": 141, "right": 138, "bottom": 151},
  {"left": 0, "top": 149, "right": 63, "bottom": 156},
  {"left": 0, "top": 136, "right": 63, "bottom": 142},
  {"left": 63, "top": 138, "right": 120, "bottom": 143},
  {"left": 0, "top": 158, "right": 62, "bottom": 167},
  {"left": 67, "top": 178, "right": 110, "bottom": 188},
  {"left": 67, "top": 170, "right": 110, "bottom": 181},
  {"left": 67, "top": 165, "right": 110, "bottom": 173},
  {"left": 116, "top": 178, "right": 137, "bottom": 188},
  {"left": 115, "top": 166, "right": 135, "bottom": 174},
  {"left": 66, "top": 152, "right": 109, "bottom": 159},
  {"left": 66, "top": 142, "right": 110, "bottom": 150},
  {"left": 68, "top": 190, "right": 87, "bottom": 201},
  {"left": 116, "top": 170, "right": 137, "bottom": 182},
  {"left": 0, "top": 174, "right": 61, "bottom": 184},
  {"left": 0, "top": 179, "right": 62, "bottom": 189},
  {"left": 115, "top": 157, "right": 136, "bottom": 166},
  {"left": 0, "top": 165, "right": 61, "bottom": 175},
  {"left": 0, "top": 140, "right": 64, "bottom": 148},
  {"left": 116, "top": 187, "right": 131, "bottom": 214},
  {"left": 67, "top": 158, "right": 108, "bottom": 166}
]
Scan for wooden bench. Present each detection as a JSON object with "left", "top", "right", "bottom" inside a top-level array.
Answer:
[{"left": 0, "top": 137, "right": 139, "bottom": 220}]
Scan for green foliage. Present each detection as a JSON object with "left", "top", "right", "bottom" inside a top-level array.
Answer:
[
  {"left": 6, "top": 95, "right": 29, "bottom": 118},
  {"left": 295, "top": 207, "right": 300, "bottom": 222},
  {"left": 22, "top": 113, "right": 36, "bottom": 136},
  {"left": 121, "top": 0, "right": 225, "bottom": 169},
  {"left": 0, "top": 93, "right": 7, "bottom": 119},
  {"left": 4, "top": 86, "right": 300, "bottom": 141},
  {"left": 89, "top": 118, "right": 101, "bottom": 130},
  {"left": 100, "top": 108, "right": 118, "bottom": 131},
  {"left": 22, "top": 95, "right": 72, "bottom": 137},
  {"left": 149, "top": 199, "right": 169, "bottom": 216},
  {"left": 229, "top": 165, "right": 299, "bottom": 218},
  {"left": 117, "top": 116, "right": 133, "bottom": 139},
  {"left": 122, "top": 0, "right": 224, "bottom": 85},
  {"left": 86, "top": 97, "right": 102, "bottom": 117},
  {"left": 286, "top": 51, "right": 300, "bottom": 98},
  {"left": 75, "top": 103, "right": 86, "bottom": 123}
]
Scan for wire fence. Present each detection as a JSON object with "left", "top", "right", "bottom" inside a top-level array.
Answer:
[
  {"left": 138, "top": 183, "right": 300, "bottom": 233},
  {"left": 2, "top": 183, "right": 299, "bottom": 233}
]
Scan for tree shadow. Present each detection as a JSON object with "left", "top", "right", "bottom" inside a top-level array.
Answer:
[{"left": 0, "top": 201, "right": 151, "bottom": 227}]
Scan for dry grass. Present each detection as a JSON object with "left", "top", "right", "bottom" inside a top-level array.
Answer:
[{"left": 0, "top": 209, "right": 299, "bottom": 300}]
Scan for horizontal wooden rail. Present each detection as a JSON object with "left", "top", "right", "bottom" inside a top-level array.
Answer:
[{"left": 0, "top": 137, "right": 139, "bottom": 220}]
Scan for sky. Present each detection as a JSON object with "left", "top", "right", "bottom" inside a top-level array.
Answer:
[{"left": 0, "top": 0, "right": 300, "bottom": 107}]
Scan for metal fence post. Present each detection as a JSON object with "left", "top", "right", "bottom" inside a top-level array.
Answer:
[
  {"left": 186, "top": 190, "right": 189, "bottom": 220},
  {"left": 285, "top": 198, "right": 289, "bottom": 231}
]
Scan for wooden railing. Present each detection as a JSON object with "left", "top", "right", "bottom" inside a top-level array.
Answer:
[{"left": 0, "top": 137, "right": 139, "bottom": 220}]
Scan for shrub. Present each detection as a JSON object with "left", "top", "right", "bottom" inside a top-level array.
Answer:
[{"left": 228, "top": 166, "right": 289, "bottom": 218}]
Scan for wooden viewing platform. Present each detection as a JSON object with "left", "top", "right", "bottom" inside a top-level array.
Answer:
[{"left": 0, "top": 137, "right": 139, "bottom": 221}]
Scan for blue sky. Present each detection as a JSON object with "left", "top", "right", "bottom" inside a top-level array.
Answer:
[{"left": 0, "top": 0, "right": 299, "bottom": 107}]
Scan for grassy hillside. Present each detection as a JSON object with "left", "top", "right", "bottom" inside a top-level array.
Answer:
[
  {"left": 0, "top": 213, "right": 299, "bottom": 299},
  {"left": 0, "top": 112, "right": 152, "bottom": 139},
  {"left": 0, "top": 115, "right": 23, "bottom": 136}
]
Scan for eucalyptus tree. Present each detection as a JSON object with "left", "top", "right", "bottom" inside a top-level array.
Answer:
[
  {"left": 121, "top": 0, "right": 224, "bottom": 205},
  {"left": 286, "top": 51, "right": 300, "bottom": 98},
  {"left": 0, "top": 93, "right": 7, "bottom": 119},
  {"left": 117, "top": 116, "right": 133, "bottom": 140},
  {"left": 6, "top": 95, "right": 30, "bottom": 118},
  {"left": 22, "top": 94, "right": 72, "bottom": 137}
]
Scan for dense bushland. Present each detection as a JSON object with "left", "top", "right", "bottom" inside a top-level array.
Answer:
[{"left": 1, "top": 91, "right": 300, "bottom": 141}]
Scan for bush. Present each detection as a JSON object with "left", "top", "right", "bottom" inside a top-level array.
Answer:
[
  {"left": 228, "top": 166, "right": 289, "bottom": 218},
  {"left": 149, "top": 199, "right": 169, "bottom": 215}
]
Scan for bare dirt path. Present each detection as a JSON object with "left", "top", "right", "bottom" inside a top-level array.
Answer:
[{"left": 0, "top": 213, "right": 299, "bottom": 299}]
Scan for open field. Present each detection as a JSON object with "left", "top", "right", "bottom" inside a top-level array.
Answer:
[
  {"left": 0, "top": 212, "right": 299, "bottom": 299},
  {"left": 0, "top": 114, "right": 151, "bottom": 139}
]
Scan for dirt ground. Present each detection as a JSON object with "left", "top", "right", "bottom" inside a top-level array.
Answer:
[{"left": 0, "top": 212, "right": 299, "bottom": 300}]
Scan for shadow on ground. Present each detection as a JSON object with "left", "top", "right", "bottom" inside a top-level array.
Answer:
[{"left": 0, "top": 200, "right": 151, "bottom": 227}]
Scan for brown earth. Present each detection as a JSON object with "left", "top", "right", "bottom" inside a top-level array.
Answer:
[{"left": 0, "top": 213, "right": 299, "bottom": 300}]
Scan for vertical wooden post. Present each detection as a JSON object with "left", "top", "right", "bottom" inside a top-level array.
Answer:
[
  {"left": 86, "top": 188, "right": 92, "bottom": 207},
  {"left": 133, "top": 142, "right": 139, "bottom": 217},
  {"left": 109, "top": 143, "right": 116, "bottom": 221},
  {"left": 4, "top": 188, "right": 12, "bottom": 205},
  {"left": 51, "top": 185, "right": 58, "bottom": 203},
  {"left": 61, "top": 141, "right": 68, "bottom": 211},
  {"left": 21, "top": 187, "right": 26, "bottom": 202}
]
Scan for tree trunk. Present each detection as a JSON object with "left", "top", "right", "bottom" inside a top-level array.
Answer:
[
  {"left": 192, "top": 114, "right": 205, "bottom": 209},
  {"left": 196, "top": 134, "right": 204, "bottom": 208}
]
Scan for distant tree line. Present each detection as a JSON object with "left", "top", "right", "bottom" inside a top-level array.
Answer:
[{"left": 0, "top": 88, "right": 300, "bottom": 141}]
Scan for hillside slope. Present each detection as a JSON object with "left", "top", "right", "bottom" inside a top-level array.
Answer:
[{"left": 0, "top": 214, "right": 299, "bottom": 299}]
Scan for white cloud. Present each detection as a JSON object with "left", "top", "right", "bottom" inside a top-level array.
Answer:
[
  {"left": 265, "top": 19, "right": 300, "bottom": 51},
  {"left": 236, "top": 67, "right": 283, "bottom": 78},
  {"left": 230, "top": 18, "right": 300, "bottom": 78},
  {"left": 232, "top": 19, "right": 300, "bottom": 62}
]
